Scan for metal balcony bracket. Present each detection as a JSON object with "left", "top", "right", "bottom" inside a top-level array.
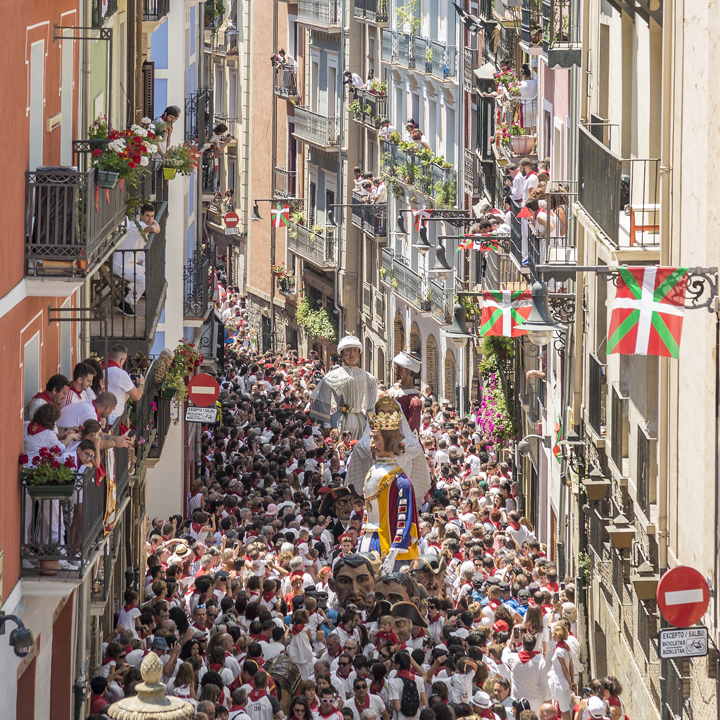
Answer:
[{"left": 48, "top": 305, "right": 109, "bottom": 378}]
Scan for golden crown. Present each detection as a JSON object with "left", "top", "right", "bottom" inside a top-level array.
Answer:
[{"left": 368, "top": 396, "right": 403, "bottom": 430}]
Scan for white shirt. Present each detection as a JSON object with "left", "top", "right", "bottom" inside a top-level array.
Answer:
[
  {"left": 388, "top": 674, "right": 425, "bottom": 720},
  {"left": 58, "top": 400, "right": 98, "bottom": 429},
  {"left": 522, "top": 173, "right": 539, "bottom": 204},
  {"left": 107, "top": 365, "right": 136, "bottom": 423},
  {"left": 23, "top": 423, "right": 66, "bottom": 457},
  {"left": 115, "top": 220, "right": 149, "bottom": 265},
  {"left": 502, "top": 647, "right": 547, "bottom": 707},
  {"left": 347, "top": 693, "right": 386, "bottom": 720}
]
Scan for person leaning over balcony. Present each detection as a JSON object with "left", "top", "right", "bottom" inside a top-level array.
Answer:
[
  {"left": 63, "top": 362, "right": 97, "bottom": 406},
  {"left": 344, "top": 70, "right": 365, "bottom": 90},
  {"left": 378, "top": 120, "right": 396, "bottom": 140},
  {"left": 83, "top": 357, "right": 105, "bottom": 401},
  {"left": 114, "top": 203, "right": 160, "bottom": 317},
  {"left": 57, "top": 391, "right": 132, "bottom": 450},
  {"left": 105, "top": 344, "right": 146, "bottom": 423},
  {"left": 23, "top": 403, "right": 78, "bottom": 457},
  {"left": 25, "top": 373, "right": 70, "bottom": 421},
  {"left": 154, "top": 104, "right": 182, "bottom": 157},
  {"left": 412, "top": 129, "right": 432, "bottom": 152},
  {"left": 370, "top": 177, "right": 386, "bottom": 204}
]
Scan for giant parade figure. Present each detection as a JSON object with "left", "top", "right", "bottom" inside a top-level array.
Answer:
[
  {"left": 358, "top": 396, "right": 422, "bottom": 572},
  {"left": 388, "top": 350, "right": 423, "bottom": 436},
  {"left": 309, "top": 335, "right": 377, "bottom": 441}
]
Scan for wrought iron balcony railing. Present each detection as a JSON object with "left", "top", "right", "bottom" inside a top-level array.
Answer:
[
  {"left": 143, "top": 0, "right": 170, "bottom": 21},
  {"left": 92, "top": 0, "right": 118, "bottom": 27},
  {"left": 277, "top": 276, "right": 297, "bottom": 295},
  {"left": 351, "top": 192, "right": 387, "bottom": 237},
  {"left": 294, "top": 106, "right": 340, "bottom": 148},
  {"left": 274, "top": 66, "right": 301, "bottom": 100},
  {"left": 297, "top": 0, "right": 341, "bottom": 28},
  {"left": 521, "top": 0, "right": 543, "bottom": 47},
  {"left": 353, "top": 0, "right": 389, "bottom": 23},
  {"left": 382, "top": 30, "right": 396, "bottom": 63},
  {"left": 541, "top": 0, "right": 581, "bottom": 67},
  {"left": 274, "top": 168, "right": 297, "bottom": 198},
  {"left": 288, "top": 225, "right": 337, "bottom": 268},
  {"left": 185, "top": 87, "right": 214, "bottom": 148},
  {"left": 349, "top": 89, "right": 388, "bottom": 129},
  {"left": 431, "top": 40, "right": 457, "bottom": 80},
  {"left": 184, "top": 249, "right": 213, "bottom": 320},
  {"left": 25, "top": 167, "right": 127, "bottom": 278}
]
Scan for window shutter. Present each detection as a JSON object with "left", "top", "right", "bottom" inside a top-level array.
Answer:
[{"left": 142, "top": 61, "right": 155, "bottom": 119}]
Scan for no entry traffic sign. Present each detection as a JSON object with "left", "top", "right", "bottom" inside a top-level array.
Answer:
[
  {"left": 187, "top": 373, "right": 220, "bottom": 407},
  {"left": 224, "top": 211, "right": 240, "bottom": 227},
  {"left": 656, "top": 566, "right": 710, "bottom": 628}
]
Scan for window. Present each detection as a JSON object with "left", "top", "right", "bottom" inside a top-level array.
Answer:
[
  {"left": 23, "top": 333, "right": 41, "bottom": 410},
  {"left": 60, "top": 298, "right": 72, "bottom": 377},
  {"left": 309, "top": 181, "right": 317, "bottom": 227},
  {"left": 29, "top": 41, "right": 45, "bottom": 171}
]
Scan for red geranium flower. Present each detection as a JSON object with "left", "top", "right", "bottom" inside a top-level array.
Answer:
[
  {"left": 51, "top": 460, "right": 61, "bottom": 469},
  {"left": 64, "top": 457, "right": 76, "bottom": 468},
  {"left": 18, "top": 453, "right": 29, "bottom": 465},
  {"left": 92, "top": 148, "right": 103, "bottom": 157},
  {"left": 32, "top": 456, "right": 41, "bottom": 466}
]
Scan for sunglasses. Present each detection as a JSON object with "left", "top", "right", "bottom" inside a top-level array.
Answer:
[
  {"left": 355, "top": 685, "right": 367, "bottom": 690},
  {"left": 338, "top": 662, "right": 349, "bottom": 667}
]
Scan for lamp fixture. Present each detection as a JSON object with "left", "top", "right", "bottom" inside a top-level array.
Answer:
[
  {"left": 250, "top": 201, "right": 262, "bottom": 221},
  {"left": 429, "top": 241, "right": 452, "bottom": 280},
  {"left": 443, "top": 303, "right": 475, "bottom": 348},
  {"left": 0, "top": 613, "right": 34, "bottom": 658},
  {"left": 412, "top": 225, "right": 433, "bottom": 254},
  {"left": 523, "top": 281, "right": 566, "bottom": 346}
]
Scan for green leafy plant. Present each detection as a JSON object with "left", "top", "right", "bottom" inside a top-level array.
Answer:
[
  {"left": 296, "top": 296, "right": 338, "bottom": 343},
  {"left": 577, "top": 550, "right": 591, "bottom": 584},
  {"left": 19, "top": 446, "right": 77, "bottom": 487},
  {"left": 368, "top": 80, "right": 387, "bottom": 94},
  {"left": 391, "top": 277, "right": 399, "bottom": 289},
  {"left": 311, "top": 224, "right": 325, "bottom": 236},
  {"left": 434, "top": 179, "right": 457, "bottom": 208},
  {"left": 163, "top": 340, "right": 204, "bottom": 401},
  {"left": 205, "top": 0, "right": 225, "bottom": 26},
  {"left": 380, "top": 266, "right": 388, "bottom": 279},
  {"left": 396, "top": 0, "right": 421, "bottom": 36},
  {"left": 163, "top": 143, "right": 202, "bottom": 175}
]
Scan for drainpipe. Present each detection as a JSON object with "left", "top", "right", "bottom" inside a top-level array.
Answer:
[
  {"left": 135, "top": 0, "right": 143, "bottom": 123},
  {"left": 270, "top": 0, "right": 278, "bottom": 351},
  {"left": 334, "top": 0, "right": 346, "bottom": 333}
]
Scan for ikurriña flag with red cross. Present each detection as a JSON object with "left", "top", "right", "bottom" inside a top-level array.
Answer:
[{"left": 607, "top": 266, "right": 688, "bottom": 358}]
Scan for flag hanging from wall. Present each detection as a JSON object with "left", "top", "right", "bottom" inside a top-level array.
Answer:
[
  {"left": 480, "top": 290, "right": 532, "bottom": 337},
  {"left": 552, "top": 416, "right": 564, "bottom": 464},
  {"left": 412, "top": 207, "right": 433, "bottom": 231},
  {"left": 271, "top": 202, "right": 290, "bottom": 228},
  {"left": 607, "top": 266, "right": 688, "bottom": 358},
  {"left": 457, "top": 234, "right": 501, "bottom": 252}
]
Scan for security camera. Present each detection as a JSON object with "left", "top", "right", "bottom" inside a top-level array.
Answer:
[
  {"left": 10, "top": 626, "right": 34, "bottom": 658},
  {"left": 518, "top": 439, "right": 531, "bottom": 457}
]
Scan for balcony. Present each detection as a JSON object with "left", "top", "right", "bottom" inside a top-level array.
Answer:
[
  {"left": 288, "top": 225, "right": 338, "bottom": 269},
  {"left": 480, "top": 0, "right": 495, "bottom": 20},
  {"left": 521, "top": 0, "right": 543, "bottom": 50},
  {"left": 88, "top": 203, "right": 168, "bottom": 358},
  {"left": 297, "top": 0, "right": 342, "bottom": 30},
  {"left": 353, "top": 0, "right": 389, "bottom": 24},
  {"left": 294, "top": 106, "right": 340, "bottom": 148},
  {"left": 349, "top": 89, "right": 388, "bottom": 130},
  {"left": 351, "top": 192, "right": 387, "bottom": 237},
  {"left": 277, "top": 275, "right": 297, "bottom": 297},
  {"left": 274, "top": 66, "right": 301, "bottom": 101},
  {"left": 143, "top": 0, "right": 170, "bottom": 22},
  {"left": 380, "top": 248, "right": 422, "bottom": 308},
  {"left": 382, "top": 30, "right": 396, "bottom": 63},
  {"left": 577, "top": 126, "right": 660, "bottom": 249},
  {"left": 92, "top": 0, "right": 118, "bottom": 27},
  {"left": 185, "top": 87, "right": 214, "bottom": 148},
  {"left": 274, "top": 168, "right": 297, "bottom": 199},
  {"left": 587, "top": 352, "right": 607, "bottom": 439},
  {"left": 412, "top": 37, "right": 431, "bottom": 73},
  {"left": 202, "top": 149, "right": 216, "bottom": 195},
  {"left": 381, "top": 139, "right": 457, "bottom": 204},
  {"left": 431, "top": 41, "right": 457, "bottom": 80},
  {"left": 184, "top": 248, "right": 214, "bottom": 323},
  {"left": 213, "top": 114, "right": 238, "bottom": 151},
  {"left": 429, "top": 278, "right": 453, "bottom": 324},
  {"left": 25, "top": 167, "right": 127, "bottom": 279},
  {"left": 464, "top": 148, "right": 480, "bottom": 196},
  {"left": 398, "top": 33, "right": 411, "bottom": 66},
  {"left": 541, "top": 0, "right": 581, "bottom": 67}
]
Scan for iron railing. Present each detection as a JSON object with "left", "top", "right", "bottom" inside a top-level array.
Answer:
[
  {"left": 288, "top": 225, "right": 337, "bottom": 268},
  {"left": 464, "top": 148, "right": 479, "bottom": 196},
  {"left": 588, "top": 352, "right": 606, "bottom": 437},
  {"left": 380, "top": 248, "right": 423, "bottom": 308},
  {"left": 382, "top": 30, "right": 396, "bottom": 63},
  {"left": 274, "top": 66, "right": 300, "bottom": 99},
  {"left": 351, "top": 192, "right": 387, "bottom": 237},
  {"left": 412, "top": 37, "right": 431, "bottom": 73},
  {"left": 297, "top": 0, "right": 341, "bottom": 27},
  {"left": 148, "top": 382, "right": 172, "bottom": 463},
  {"left": 398, "top": 33, "right": 411, "bottom": 66},
  {"left": 277, "top": 276, "right": 297, "bottom": 295},
  {"left": 610, "top": 385, "right": 628, "bottom": 474},
  {"left": 201, "top": 149, "right": 216, "bottom": 194},
  {"left": 92, "top": 204, "right": 167, "bottom": 354},
  {"left": 294, "top": 106, "right": 340, "bottom": 147},
  {"left": 542, "top": 0, "right": 580, "bottom": 66},
  {"left": 354, "top": 0, "right": 389, "bottom": 22},
  {"left": 578, "top": 126, "right": 660, "bottom": 248},
  {"left": 509, "top": 199, "right": 524, "bottom": 266},
  {"left": 480, "top": 0, "right": 493, "bottom": 19},
  {"left": 92, "top": 0, "right": 118, "bottom": 27},
  {"left": 129, "top": 360, "right": 163, "bottom": 475},
  {"left": 430, "top": 279, "right": 453, "bottom": 324},
  {"left": 214, "top": 113, "right": 238, "bottom": 139},
  {"left": 381, "top": 140, "right": 457, "bottom": 203},
  {"left": 464, "top": 46, "right": 478, "bottom": 93},
  {"left": 185, "top": 87, "right": 214, "bottom": 147},
  {"left": 274, "top": 168, "right": 297, "bottom": 198},
  {"left": 143, "top": 0, "right": 170, "bottom": 21},
  {"left": 588, "top": 507, "right": 606, "bottom": 560},
  {"left": 521, "top": 0, "right": 543, "bottom": 46},
  {"left": 350, "top": 89, "right": 388, "bottom": 129},
  {"left": 544, "top": 181, "right": 578, "bottom": 264},
  {"left": 25, "top": 167, "right": 127, "bottom": 278},
  {"left": 184, "top": 249, "right": 213, "bottom": 319},
  {"left": 664, "top": 658, "right": 691, "bottom": 720},
  {"left": 431, "top": 41, "right": 457, "bottom": 80}
]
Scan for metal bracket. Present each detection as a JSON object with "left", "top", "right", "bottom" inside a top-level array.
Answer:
[{"left": 438, "top": 233, "right": 513, "bottom": 252}]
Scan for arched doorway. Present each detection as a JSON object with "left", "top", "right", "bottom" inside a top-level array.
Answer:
[
  {"left": 426, "top": 334, "right": 439, "bottom": 399},
  {"left": 443, "top": 349, "right": 457, "bottom": 407}
]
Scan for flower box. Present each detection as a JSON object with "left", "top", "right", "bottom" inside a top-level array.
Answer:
[
  {"left": 510, "top": 135, "right": 534, "bottom": 155},
  {"left": 26, "top": 483, "right": 76, "bottom": 499},
  {"left": 98, "top": 170, "right": 120, "bottom": 189},
  {"left": 163, "top": 167, "right": 178, "bottom": 180},
  {"left": 161, "top": 386, "right": 177, "bottom": 399}
]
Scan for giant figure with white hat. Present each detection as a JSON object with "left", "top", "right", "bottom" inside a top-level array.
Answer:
[
  {"left": 388, "top": 350, "right": 423, "bottom": 435},
  {"left": 308, "top": 334, "right": 377, "bottom": 440}
]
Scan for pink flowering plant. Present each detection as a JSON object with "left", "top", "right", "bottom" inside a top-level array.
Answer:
[
  {"left": 20, "top": 446, "right": 77, "bottom": 487},
  {"left": 476, "top": 337, "right": 516, "bottom": 451}
]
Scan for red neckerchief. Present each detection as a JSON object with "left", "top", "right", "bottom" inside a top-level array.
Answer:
[
  {"left": 508, "top": 521, "right": 521, "bottom": 531},
  {"left": 607, "top": 697, "right": 621, "bottom": 708},
  {"left": 452, "top": 552, "right": 464, "bottom": 562},
  {"left": 291, "top": 623, "right": 306, "bottom": 635},
  {"left": 102, "top": 657, "right": 115, "bottom": 666},
  {"left": 397, "top": 669, "right": 415, "bottom": 681},
  {"left": 33, "top": 391, "right": 53, "bottom": 403},
  {"left": 102, "top": 359, "right": 122, "bottom": 369},
  {"left": 480, "top": 710, "right": 496, "bottom": 719},
  {"left": 337, "top": 665, "right": 352, "bottom": 679},
  {"left": 488, "top": 600, "right": 501, "bottom": 610},
  {"left": 209, "top": 662, "right": 224, "bottom": 672},
  {"left": 327, "top": 645, "right": 342, "bottom": 658},
  {"left": 369, "top": 680, "right": 384, "bottom": 695},
  {"left": 123, "top": 603, "right": 135, "bottom": 612},
  {"left": 518, "top": 650, "right": 540, "bottom": 663},
  {"left": 546, "top": 581, "right": 559, "bottom": 592},
  {"left": 192, "top": 621, "right": 206, "bottom": 631},
  {"left": 27, "top": 422, "right": 45, "bottom": 436},
  {"left": 249, "top": 689, "right": 268, "bottom": 702},
  {"left": 411, "top": 628, "right": 424, "bottom": 640},
  {"left": 428, "top": 611, "right": 441, "bottom": 624},
  {"left": 262, "top": 591, "right": 276, "bottom": 604},
  {"left": 68, "top": 386, "right": 83, "bottom": 400},
  {"left": 317, "top": 710, "right": 338, "bottom": 719},
  {"left": 491, "top": 521, "right": 502, "bottom": 530},
  {"left": 191, "top": 522, "right": 204, "bottom": 533},
  {"left": 354, "top": 694, "right": 371, "bottom": 715},
  {"left": 555, "top": 640, "right": 570, "bottom": 652}
]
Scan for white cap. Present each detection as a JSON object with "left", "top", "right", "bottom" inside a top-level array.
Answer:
[
  {"left": 393, "top": 351, "right": 421, "bottom": 373},
  {"left": 338, "top": 335, "right": 363, "bottom": 352},
  {"left": 472, "top": 691, "right": 492, "bottom": 709},
  {"left": 587, "top": 696, "right": 606, "bottom": 718}
]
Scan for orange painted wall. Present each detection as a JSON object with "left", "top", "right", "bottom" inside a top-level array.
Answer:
[{"left": 0, "top": 0, "right": 80, "bottom": 603}]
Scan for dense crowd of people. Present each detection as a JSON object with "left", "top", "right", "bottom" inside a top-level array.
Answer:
[{"left": 34, "top": 291, "right": 629, "bottom": 720}]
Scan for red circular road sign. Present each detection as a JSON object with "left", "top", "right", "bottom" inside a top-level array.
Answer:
[
  {"left": 187, "top": 373, "right": 220, "bottom": 407},
  {"left": 656, "top": 566, "right": 710, "bottom": 627},
  {"left": 224, "top": 211, "right": 240, "bottom": 228}
]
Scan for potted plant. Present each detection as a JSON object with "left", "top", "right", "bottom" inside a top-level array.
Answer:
[
  {"left": 510, "top": 124, "right": 534, "bottom": 155},
  {"left": 311, "top": 224, "right": 325, "bottom": 237},
  {"left": 20, "top": 446, "right": 78, "bottom": 498},
  {"left": 162, "top": 340, "right": 204, "bottom": 401},
  {"left": 37, "top": 545, "right": 63, "bottom": 575},
  {"left": 163, "top": 143, "right": 201, "bottom": 179},
  {"left": 420, "top": 290, "right": 432, "bottom": 312}
]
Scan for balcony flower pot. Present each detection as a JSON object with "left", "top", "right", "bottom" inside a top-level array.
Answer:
[
  {"left": 26, "top": 483, "right": 76, "bottom": 499},
  {"left": 39, "top": 559, "right": 60, "bottom": 576},
  {"left": 163, "top": 166, "right": 178, "bottom": 181},
  {"left": 98, "top": 170, "right": 120, "bottom": 189},
  {"left": 510, "top": 135, "right": 534, "bottom": 156}
]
